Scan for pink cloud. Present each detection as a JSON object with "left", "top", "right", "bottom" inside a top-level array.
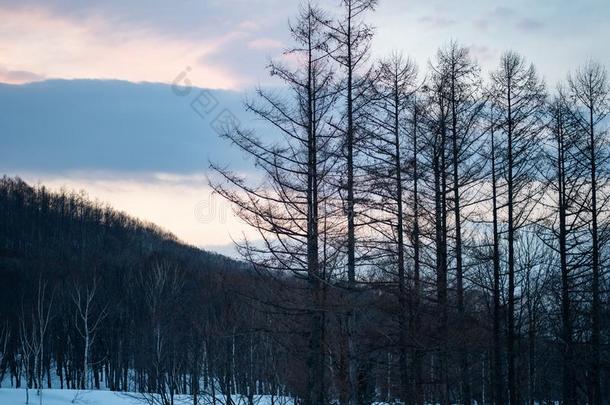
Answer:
[
  {"left": 0, "top": 6, "right": 247, "bottom": 89},
  {"left": 238, "top": 20, "right": 260, "bottom": 31},
  {"left": 0, "top": 65, "right": 45, "bottom": 84}
]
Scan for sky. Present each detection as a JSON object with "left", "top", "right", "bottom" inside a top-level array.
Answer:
[{"left": 1, "top": 0, "right": 609, "bottom": 255}]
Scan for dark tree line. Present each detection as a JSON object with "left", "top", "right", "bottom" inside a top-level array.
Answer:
[{"left": 210, "top": 2, "right": 610, "bottom": 405}]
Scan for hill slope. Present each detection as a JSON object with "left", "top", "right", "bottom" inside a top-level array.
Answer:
[{"left": 0, "top": 177, "right": 307, "bottom": 402}]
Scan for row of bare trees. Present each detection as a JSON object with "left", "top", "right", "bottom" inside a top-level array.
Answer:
[{"left": 210, "top": 1, "right": 610, "bottom": 404}]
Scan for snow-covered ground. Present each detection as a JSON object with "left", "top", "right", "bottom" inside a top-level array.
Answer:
[
  {"left": 0, "top": 388, "right": 296, "bottom": 405},
  {"left": 0, "top": 388, "right": 142, "bottom": 405}
]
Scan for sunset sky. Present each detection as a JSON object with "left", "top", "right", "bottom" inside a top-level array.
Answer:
[{"left": 2, "top": 0, "right": 609, "bottom": 255}]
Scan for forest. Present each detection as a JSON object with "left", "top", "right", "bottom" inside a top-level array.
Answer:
[{"left": 2, "top": 0, "right": 610, "bottom": 404}]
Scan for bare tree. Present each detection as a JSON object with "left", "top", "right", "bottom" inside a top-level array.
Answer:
[
  {"left": 19, "top": 309, "right": 35, "bottom": 405},
  {"left": 0, "top": 321, "right": 10, "bottom": 387},
  {"left": 71, "top": 276, "right": 108, "bottom": 389},
  {"left": 420, "top": 51, "right": 452, "bottom": 405},
  {"left": 538, "top": 91, "right": 589, "bottom": 405},
  {"left": 567, "top": 60, "right": 609, "bottom": 405},
  {"left": 489, "top": 51, "right": 546, "bottom": 404},
  {"left": 486, "top": 103, "right": 504, "bottom": 405},
  {"left": 435, "top": 42, "right": 486, "bottom": 405},
  {"left": 320, "top": 3, "right": 377, "bottom": 401},
  {"left": 211, "top": 4, "right": 339, "bottom": 404},
  {"left": 18, "top": 278, "right": 54, "bottom": 405},
  {"left": 365, "top": 52, "right": 418, "bottom": 403},
  {"left": 408, "top": 91, "right": 424, "bottom": 405},
  {"left": 136, "top": 261, "right": 185, "bottom": 405}
]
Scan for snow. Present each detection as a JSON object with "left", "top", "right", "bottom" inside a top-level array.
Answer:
[
  {"left": 0, "top": 388, "right": 296, "bottom": 405},
  {"left": 0, "top": 388, "right": 141, "bottom": 405}
]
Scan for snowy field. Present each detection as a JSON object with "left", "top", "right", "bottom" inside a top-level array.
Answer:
[
  {"left": 0, "top": 388, "right": 142, "bottom": 405},
  {"left": 0, "top": 388, "right": 296, "bottom": 405}
]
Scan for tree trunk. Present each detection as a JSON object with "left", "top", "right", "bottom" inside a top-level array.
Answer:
[{"left": 491, "top": 116, "right": 503, "bottom": 405}]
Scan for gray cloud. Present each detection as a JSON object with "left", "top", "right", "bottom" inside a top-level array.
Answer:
[
  {"left": 468, "top": 45, "right": 496, "bottom": 62},
  {"left": 516, "top": 17, "right": 544, "bottom": 31},
  {"left": 0, "top": 79, "right": 259, "bottom": 174},
  {"left": 418, "top": 15, "right": 456, "bottom": 28},
  {"left": 473, "top": 5, "right": 543, "bottom": 34},
  {"left": 490, "top": 6, "right": 517, "bottom": 18},
  {"left": 472, "top": 18, "right": 489, "bottom": 32}
]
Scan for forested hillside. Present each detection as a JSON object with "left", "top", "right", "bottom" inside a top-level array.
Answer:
[{"left": 0, "top": 176, "right": 309, "bottom": 404}]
